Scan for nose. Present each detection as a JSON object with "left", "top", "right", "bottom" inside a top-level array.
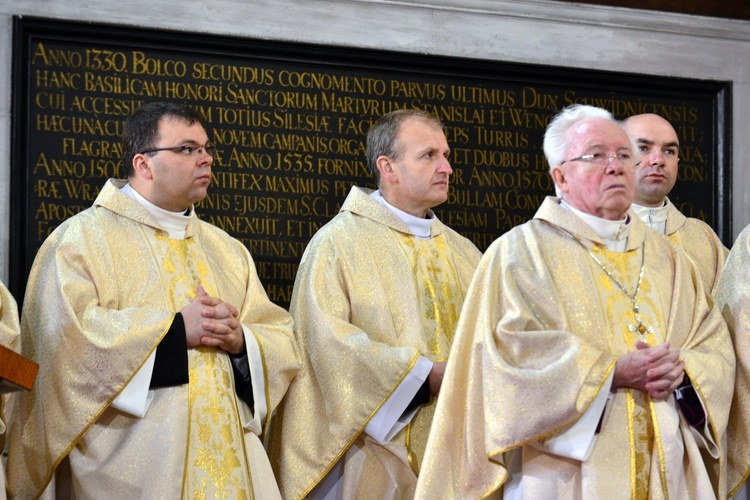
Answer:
[
  {"left": 438, "top": 157, "right": 453, "bottom": 175},
  {"left": 198, "top": 149, "right": 213, "bottom": 166},
  {"left": 605, "top": 156, "right": 624, "bottom": 174},
  {"left": 647, "top": 149, "right": 665, "bottom": 167}
]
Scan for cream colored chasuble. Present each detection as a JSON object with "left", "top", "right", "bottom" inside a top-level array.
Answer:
[
  {"left": 558, "top": 203, "right": 667, "bottom": 497},
  {"left": 415, "top": 197, "right": 732, "bottom": 500},
  {"left": 154, "top": 236, "right": 252, "bottom": 499},
  {"left": 0, "top": 281, "right": 20, "bottom": 500},
  {"left": 310, "top": 191, "right": 468, "bottom": 499},
  {"left": 587, "top": 245, "right": 664, "bottom": 497},
  {"left": 124, "top": 187, "right": 253, "bottom": 499},
  {"left": 632, "top": 199, "right": 728, "bottom": 296},
  {"left": 393, "top": 231, "right": 463, "bottom": 471},
  {"left": 372, "top": 191, "right": 464, "bottom": 471}
]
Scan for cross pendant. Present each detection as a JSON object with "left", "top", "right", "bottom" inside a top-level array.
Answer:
[{"left": 628, "top": 302, "right": 653, "bottom": 341}]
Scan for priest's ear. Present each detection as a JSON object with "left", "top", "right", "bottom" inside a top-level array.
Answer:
[
  {"left": 550, "top": 166, "right": 569, "bottom": 194},
  {"left": 376, "top": 155, "right": 398, "bottom": 185},
  {"left": 132, "top": 153, "right": 154, "bottom": 181}
]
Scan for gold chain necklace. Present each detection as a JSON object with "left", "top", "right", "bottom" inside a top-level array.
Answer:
[
  {"left": 585, "top": 242, "right": 652, "bottom": 342},
  {"left": 555, "top": 224, "right": 653, "bottom": 342}
]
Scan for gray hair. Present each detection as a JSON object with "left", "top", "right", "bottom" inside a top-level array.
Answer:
[
  {"left": 543, "top": 105, "right": 637, "bottom": 196},
  {"left": 366, "top": 109, "right": 444, "bottom": 185},
  {"left": 543, "top": 104, "right": 615, "bottom": 173}
]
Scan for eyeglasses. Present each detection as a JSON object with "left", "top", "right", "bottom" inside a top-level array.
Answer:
[
  {"left": 139, "top": 144, "right": 218, "bottom": 158},
  {"left": 560, "top": 153, "right": 640, "bottom": 168}
]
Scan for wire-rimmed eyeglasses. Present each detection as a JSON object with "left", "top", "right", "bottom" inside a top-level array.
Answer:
[
  {"left": 139, "top": 143, "right": 218, "bottom": 158},
  {"left": 560, "top": 153, "right": 640, "bottom": 168}
]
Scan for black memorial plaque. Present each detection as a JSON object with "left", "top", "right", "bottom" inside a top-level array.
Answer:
[{"left": 11, "top": 17, "right": 731, "bottom": 308}]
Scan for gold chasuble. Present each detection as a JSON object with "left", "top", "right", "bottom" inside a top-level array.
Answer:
[
  {"left": 633, "top": 200, "right": 727, "bottom": 297},
  {"left": 8, "top": 180, "right": 299, "bottom": 499},
  {"left": 717, "top": 223, "right": 750, "bottom": 496},
  {"left": 416, "top": 197, "right": 734, "bottom": 500},
  {"left": 267, "top": 187, "right": 481, "bottom": 499},
  {"left": 662, "top": 199, "right": 728, "bottom": 296},
  {"left": 0, "top": 281, "right": 21, "bottom": 497}
]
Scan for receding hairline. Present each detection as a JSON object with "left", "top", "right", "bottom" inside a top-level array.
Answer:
[
  {"left": 390, "top": 114, "right": 444, "bottom": 153},
  {"left": 622, "top": 113, "right": 680, "bottom": 147}
]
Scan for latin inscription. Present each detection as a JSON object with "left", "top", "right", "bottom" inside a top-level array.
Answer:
[{"left": 21, "top": 34, "right": 719, "bottom": 307}]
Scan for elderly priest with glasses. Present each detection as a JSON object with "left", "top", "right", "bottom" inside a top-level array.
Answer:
[
  {"left": 7, "top": 101, "right": 299, "bottom": 499},
  {"left": 415, "top": 104, "right": 734, "bottom": 499}
]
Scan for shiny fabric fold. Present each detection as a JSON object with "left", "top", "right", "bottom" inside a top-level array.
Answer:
[
  {"left": 0, "top": 281, "right": 21, "bottom": 498},
  {"left": 663, "top": 199, "right": 728, "bottom": 296},
  {"left": 716, "top": 223, "right": 750, "bottom": 495},
  {"left": 416, "top": 196, "right": 734, "bottom": 499},
  {"left": 267, "top": 187, "right": 480, "bottom": 499},
  {"left": 7, "top": 179, "right": 299, "bottom": 499}
]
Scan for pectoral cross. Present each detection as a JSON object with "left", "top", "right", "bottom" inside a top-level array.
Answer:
[{"left": 627, "top": 301, "right": 653, "bottom": 342}]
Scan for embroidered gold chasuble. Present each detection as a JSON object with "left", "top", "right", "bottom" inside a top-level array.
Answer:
[
  {"left": 267, "top": 187, "right": 481, "bottom": 499},
  {"left": 0, "top": 281, "right": 21, "bottom": 498},
  {"left": 661, "top": 199, "right": 728, "bottom": 296},
  {"left": 716, "top": 223, "right": 750, "bottom": 496},
  {"left": 8, "top": 180, "right": 299, "bottom": 499},
  {"left": 416, "top": 197, "right": 734, "bottom": 500}
]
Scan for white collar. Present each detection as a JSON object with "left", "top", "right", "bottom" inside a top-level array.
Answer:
[
  {"left": 371, "top": 190, "right": 435, "bottom": 239},
  {"left": 631, "top": 201, "right": 668, "bottom": 231},
  {"left": 561, "top": 200, "right": 631, "bottom": 251},
  {"left": 121, "top": 183, "right": 193, "bottom": 239}
]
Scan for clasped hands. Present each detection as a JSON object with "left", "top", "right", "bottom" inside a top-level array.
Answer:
[
  {"left": 181, "top": 285, "right": 245, "bottom": 355},
  {"left": 612, "top": 340, "right": 684, "bottom": 399}
]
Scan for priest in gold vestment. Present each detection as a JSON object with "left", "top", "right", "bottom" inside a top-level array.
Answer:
[
  {"left": 7, "top": 103, "right": 299, "bottom": 499},
  {"left": 623, "top": 113, "right": 728, "bottom": 296},
  {"left": 0, "top": 281, "right": 21, "bottom": 499},
  {"left": 267, "top": 109, "right": 481, "bottom": 499},
  {"left": 716, "top": 225, "right": 750, "bottom": 497},
  {"left": 416, "top": 105, "right": 734, "bottom": 499}
]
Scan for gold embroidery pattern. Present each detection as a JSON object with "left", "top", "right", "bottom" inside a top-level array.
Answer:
[
  {"left": 397, "top": 233, "right": 464, "bottom": 474},
  {"left": 630, "top": 390, "right": 654, "bottom": 499},
  {"left": 648, "top": 397, "right": 671, "bottom": 500},
  {"left": 668, "top": 231, "right": 684, "bottom": 249},
  {"left": 591, "top": 246, "right": 666, "bottom": 498},
  {"left": 150, "top": 231, "right": 252, "bottom": 499},
  {"left": 188, "top": 348, "right": 250, "bottom": 500},
  {"left": 399, "top": 234, "right": 462, "bottom": 361},
  {"left": 591, "top": 246, "right": 662, "bottom": 349}
]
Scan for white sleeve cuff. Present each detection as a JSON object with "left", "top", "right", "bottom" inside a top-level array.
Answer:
[
  {"left": 534, "top": 370, "right": 614, "bottom": 461},
  {"left": 239, "top": 324, "right": 267, "bottom": 435},
  {"left": 365, "top": 356, "right": 432, "bottom": 444},
  {"left": 110, "top": 351, "right": 156, "bottom": 418}
]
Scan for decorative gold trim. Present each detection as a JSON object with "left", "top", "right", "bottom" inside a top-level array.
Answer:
[
  {"left": 227, "top": 352, "right": 255, "bottom": 500},
  {"left": 479, "top": 467, "right": 508, "bottom": 499},
  {"left": 299, "top": 352, "right": 422, "bottom": 499},
  {"left": 34, "top": 314, "right": 173, "bottom": 499},
  {"left": 181, "top": 356, "right": 193, "bottom": 498},
  {"left": 730, "top": 468, "right": 750, "bottom": 498},
  {"left": 649, "top": 398, "right": 669, "bottom": 500},
  {"left": 405, "top": 403, "right": 427, "bottom": 475},
  {"left": 486, "top": 357, "right": 617, "bottom": 456},
  {"left": 627, "top": 390, "right": 637, "bottom": 499}
]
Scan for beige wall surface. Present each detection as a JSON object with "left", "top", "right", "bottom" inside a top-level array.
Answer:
[{"left": 1, "top": 0, "right": 749, "bottom": 283}]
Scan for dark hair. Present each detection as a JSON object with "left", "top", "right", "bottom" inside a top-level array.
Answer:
[
  {"left": 121, "top": 102, "right": 206, "bottom": 178},
  {"left": 366, "top": 109, "right": 443, "bottom": 185}
]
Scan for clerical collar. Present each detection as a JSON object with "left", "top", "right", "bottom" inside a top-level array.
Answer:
[
  {"left": 121, "top": 183, "right": 193, "bottom": 240},
  {"left": 631, "top": 200, "right": 668, "bottom": 235},
  {"left": 561, "top": 200, "right": 631, "bottom": 252},
  {"left": 370, "top": 190, "right": 435, "bottom": 239}
]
